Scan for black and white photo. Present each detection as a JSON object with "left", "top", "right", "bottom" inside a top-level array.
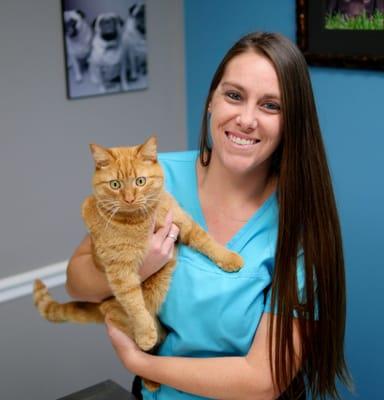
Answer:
[{"left": 61, "top": 0, "right": 148, "bottom": 99}]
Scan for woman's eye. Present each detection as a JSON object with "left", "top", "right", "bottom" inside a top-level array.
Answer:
[
  {"left": 136, "top": 177, "right": 146, "bottom": 186},
  {"left": 263, "top": 102, "right": 281, "bottom": 112},
  {"left": 226, "top": 91, "right": 242, "bottom": 101},
  {"left": 110, "top": 180, "right": 121, "bottom": 189}
]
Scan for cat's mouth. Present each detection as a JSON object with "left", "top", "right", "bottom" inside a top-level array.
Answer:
[
  {"left": 119, "top": 205, "right": 141, "bottom": 213},
  {"left": 97, "top": 200, "right": 144, "bottom": 216},
  {"left": 120, "top": 203, "right": 151, "bottom": 214}
]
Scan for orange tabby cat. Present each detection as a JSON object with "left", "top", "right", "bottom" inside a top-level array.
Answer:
[{"left": 33, "top": 136, "right": 243, "bottom": 389}]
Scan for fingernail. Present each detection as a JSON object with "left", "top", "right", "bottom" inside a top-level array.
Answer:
[
  {"left": 105, "top": 318, "right": 114, "bottom": 330},
  {"left": 106, "top": 321, "right": 116, "bottom": 335}
]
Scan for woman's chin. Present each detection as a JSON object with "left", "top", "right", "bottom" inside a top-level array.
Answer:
[{"left": 219, "top": 153, "right": 259, "bottom": 175}]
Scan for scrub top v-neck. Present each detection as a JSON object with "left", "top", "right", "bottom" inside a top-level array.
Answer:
[{"left": 141, "top": 151, "right": 281, "bottom": 400}]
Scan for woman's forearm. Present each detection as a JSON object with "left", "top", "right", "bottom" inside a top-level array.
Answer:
[
  {"left": 134, "top": 353, "right": 275, "bottom": 400},
  {"left": 66, "top": 253, "right": 112, "bottom": 302}
]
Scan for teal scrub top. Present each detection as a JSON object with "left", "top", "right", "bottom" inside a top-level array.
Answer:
[{"left": 141, "top": 151, "right": 304, "bottom": 399}]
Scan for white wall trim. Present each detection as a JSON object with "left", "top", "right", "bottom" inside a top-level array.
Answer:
[{"left": 0, "top": 261, "right": 68, "bottom": 304}]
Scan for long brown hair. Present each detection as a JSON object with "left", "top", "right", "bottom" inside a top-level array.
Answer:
[{"left": 199, "top": 32, "right": 352, "bottom": 399}]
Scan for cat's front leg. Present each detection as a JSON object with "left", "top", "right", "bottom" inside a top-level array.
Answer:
[
  {"left": 99, "top": 298, "right": 135, "bottom": 338},
  {"left": 106, "top": 266, "right": 158, "bottom": 351},
  {"left": 176, "top": 215, "right": 244, "bottom": 272}
]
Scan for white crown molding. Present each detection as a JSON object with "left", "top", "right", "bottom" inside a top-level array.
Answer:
[{"left": 0, "top": 261, "right": 68, "bottom": 304}]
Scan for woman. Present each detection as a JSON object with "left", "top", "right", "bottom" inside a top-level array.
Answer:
[{"left": 66, "top": 32, "right": 351, "bottom": 399}]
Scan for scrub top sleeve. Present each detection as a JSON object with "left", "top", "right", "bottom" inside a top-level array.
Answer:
[{"left": 263, "top": 251, "right": 314, "bottom": 317}]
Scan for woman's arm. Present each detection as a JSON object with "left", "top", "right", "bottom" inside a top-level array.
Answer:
[
  {"left": 66, "top": 211, "right": 179, "bottom": 302},
  {"left": 107, "top": 313, "right": 303, "bottom": 400},
  {"left": 65, "top": 235, "right": 112, "bottom": 302}
]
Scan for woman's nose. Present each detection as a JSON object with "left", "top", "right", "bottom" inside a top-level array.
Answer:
[{"left": 235, "top": 113, "right": 257, "bottom": 131}]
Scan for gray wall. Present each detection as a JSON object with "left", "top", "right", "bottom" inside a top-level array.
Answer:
[
  {"left": 0, "top": 0, "right": 186, "bottom": 398},
  {"left": 0, "top": 0, "right": 186, "bottom": 280}
]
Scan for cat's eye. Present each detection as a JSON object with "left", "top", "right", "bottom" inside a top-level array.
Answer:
[
  {"left": 110, "top": 180, "right": 121, "bottom": 190},
  {"left": 135, "top": 177, "right": 146, "bottom": 186}
]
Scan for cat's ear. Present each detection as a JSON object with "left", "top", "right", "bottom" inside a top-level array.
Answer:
[
  {"left": 137, "top": 136, "right": 157, "bottom": 162},
  {"left": 89, "top": 144, "right": 113, "bottom": 169}
]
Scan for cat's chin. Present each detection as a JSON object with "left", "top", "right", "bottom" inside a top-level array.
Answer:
[{"left": 119, "top": 205, "right": 151, "bottom": 215}]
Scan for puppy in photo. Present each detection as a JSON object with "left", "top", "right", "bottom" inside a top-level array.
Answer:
[
  {"left": 89, "top": 13, "right": 126, "bottom": 93},
  {"left": 122, "top": 3, "right": 147, "bottom": 83},
  {"left": 63, "top": 10, "right": 93, "bottom": 82}
]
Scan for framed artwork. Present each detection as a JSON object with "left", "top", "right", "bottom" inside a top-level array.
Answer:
[
  {"left": 296, "top": 0, "right": 384, "bottom": 70},
  {"left": 61, "top": 0, "right": 147, "bottom": 99}
]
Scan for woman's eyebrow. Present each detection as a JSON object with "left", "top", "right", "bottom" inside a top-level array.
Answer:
[
  {"left": 221, "top": 81, "right": 245, "bottom": 91},
  {"left": 259, "top": 93, "right": 281, "bottom": 101}
]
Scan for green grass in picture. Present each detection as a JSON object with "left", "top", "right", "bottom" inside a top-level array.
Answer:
[{"left": 325, "top": 11, "right": 384, "bottom": 30}]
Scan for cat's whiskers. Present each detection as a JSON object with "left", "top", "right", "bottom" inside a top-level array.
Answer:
[
  {"left": 104, "top": 205, "right": 120, "bottom": 230},
  {"left": 143, "top": 194, "right": 160, "bottom": 202},
  {"left": 97, "top": 199, "right": 120, "bottom": 208},
  {"left": 97, "top": 203, "right": 118, "bottom": 215},
  {"left": 144, "top": 198, "right": 159, "bottom": 205},
  {"left": 136, "top": 199, "right": 157, "bottom": 216},
  {"left": 95, "top": 199, "right": 122, "bottom": 228},
  {"left": 98, "top": 201, "right": 119, "bottom": 207},
  {"left": 96, "top": 198, "right": 120, "bottom": 210},
  {"left": 135, "top": 207, "right": 147, "bottom": 218},
  {"left": 98, "top": 204, "right": 116, "bottom": 213}
]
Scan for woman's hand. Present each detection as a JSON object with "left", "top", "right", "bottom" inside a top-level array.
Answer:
[
  {"left": 140, "top": 210, "right": 180, "bottom": 281},
  {"left": 106, "top": 318, "right": 144, "bottom": 373}
]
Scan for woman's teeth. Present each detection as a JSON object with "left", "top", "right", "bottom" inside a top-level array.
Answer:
[{"left": 227, "top": 133, "right": 258, "bottom": 146}]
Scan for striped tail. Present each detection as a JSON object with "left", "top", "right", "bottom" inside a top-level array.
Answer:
[{"left": 33, "top": 279, "right": 104, "bottom": 323}]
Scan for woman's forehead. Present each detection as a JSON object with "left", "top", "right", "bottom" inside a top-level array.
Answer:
[{"left": 219, "top": 52, "right": 280, "bottom": 95}]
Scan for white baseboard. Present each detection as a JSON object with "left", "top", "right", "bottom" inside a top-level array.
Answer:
[{"left": 0, "top": 261, "right": 68, "bottom": 304}]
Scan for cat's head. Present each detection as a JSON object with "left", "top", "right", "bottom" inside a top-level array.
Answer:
[{"left": 89, "top": 136, "right": 163, "bottom": 215}]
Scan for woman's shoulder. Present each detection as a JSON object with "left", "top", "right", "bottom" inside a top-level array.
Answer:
[
  {"left": 158, "top": 150, "right": 198, "bottom": 187},
  {"left": 158, "top": 150, "right": 199, "bottom": 164},
  {"left": 157, "top": 150, "right": 199, "bottom": 201}
]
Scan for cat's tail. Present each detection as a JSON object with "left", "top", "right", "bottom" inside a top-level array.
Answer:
[{"left": 33, "top": 279, "right": 104, "bottom": 323}]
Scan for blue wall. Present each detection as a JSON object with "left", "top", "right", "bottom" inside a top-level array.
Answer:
[{"left": 184, "top": 1, "right": 384, "bottom": 399}]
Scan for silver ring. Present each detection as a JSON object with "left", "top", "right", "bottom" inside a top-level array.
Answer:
[{"left": 167, "top": 233, "right": 178, "bottom": 241}]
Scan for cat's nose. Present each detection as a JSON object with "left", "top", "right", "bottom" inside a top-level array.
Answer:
[{"left": 124, "top": 193, "right": 135, "bottom": 203}]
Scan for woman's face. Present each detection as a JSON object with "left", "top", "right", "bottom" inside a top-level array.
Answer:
[{"left": 208, "top": 51, "right": 282, "bottom": 177}]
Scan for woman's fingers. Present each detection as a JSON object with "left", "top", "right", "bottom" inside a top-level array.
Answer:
[
  {"left": 161, "top": 223, "right": 180, "bottom": 256},
  {"left": 154, "top": 210, "right": 174, "bottom": 241},
  {"left": 105, "top": 318, "right": 141, "bottom": 370},
  {"left": 140, "top": 210, "right": 180, "bottom": 280}
]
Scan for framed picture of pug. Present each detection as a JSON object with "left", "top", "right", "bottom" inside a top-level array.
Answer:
[
  {"left": 61, "top": 0, "right": 148, "bottom": 99},
  {"left": 296, "top": 0, "right": 384, "bottom": 70}
]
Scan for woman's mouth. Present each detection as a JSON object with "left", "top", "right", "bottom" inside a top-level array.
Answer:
[{"left": 225, "top": 131, "right": 260, "bottom": 146}]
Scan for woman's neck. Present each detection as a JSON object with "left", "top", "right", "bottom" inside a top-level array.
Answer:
[{"left": 197, "top": 155, "right": 276, "bottom": 219}]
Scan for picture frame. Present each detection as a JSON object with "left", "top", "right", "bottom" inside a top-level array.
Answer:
[
  {"left": 296, "top": 0, "right": 384, "bottom": 70},
  {"left": 61, "top": 0, "right": 148, "bottom": 100}
]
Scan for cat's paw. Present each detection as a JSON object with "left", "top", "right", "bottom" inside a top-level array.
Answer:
[
  {"left": 216, "top": 251, "right": 244, "bottom": 272},
  {"left": 99, "top": 299, "right": 119, "bottom": 316},
  {"left": 143, "top": 378, "right": 160, "bottom": 392},
  {"left": 135, "top": 328, "right": 158, "bottom": 351},
  {"left": 135, "top": 316, "right": 158, "bottom": 351}
]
